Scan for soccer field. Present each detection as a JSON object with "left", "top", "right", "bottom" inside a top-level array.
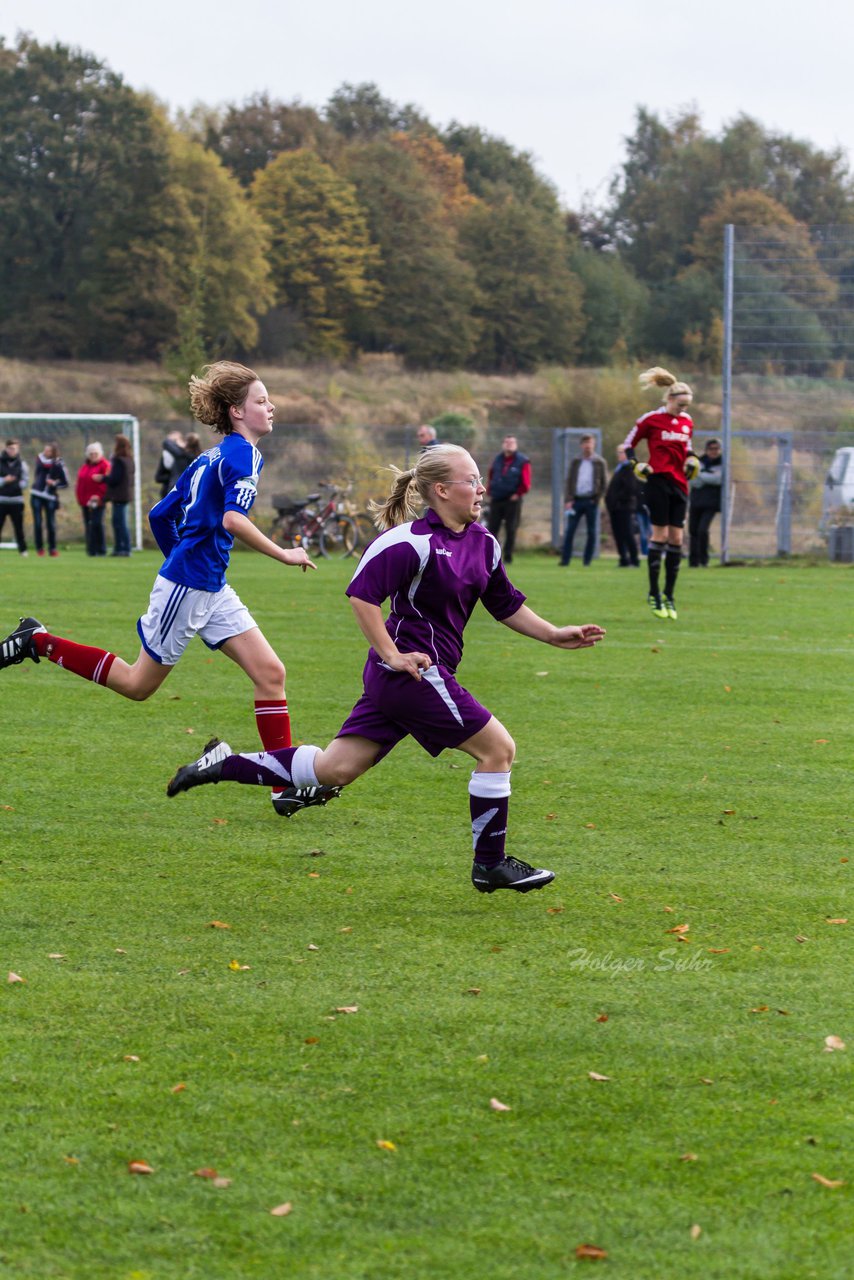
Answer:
[{"left": 1, "top": 550, "right": 851, "bottom": 1279}]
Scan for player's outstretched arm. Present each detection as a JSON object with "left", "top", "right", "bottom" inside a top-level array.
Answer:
[
  {"left": 500, "top": 604, "right": 605, "bottom": 650},
  {"left": 222, "top": 510, "right": 316, "bottom": 571},
  {"left": 349, "top": 597, "right": 432, "bottom": 680}
]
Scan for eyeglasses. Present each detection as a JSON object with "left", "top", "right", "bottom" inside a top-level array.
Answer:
[{"left": 447, "top": 476, "right": 484, "bottom": 490}]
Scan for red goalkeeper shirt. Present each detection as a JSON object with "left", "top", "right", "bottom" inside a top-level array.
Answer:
[{"left": 624, "top": 409, "right": 694, "bottom": 494}]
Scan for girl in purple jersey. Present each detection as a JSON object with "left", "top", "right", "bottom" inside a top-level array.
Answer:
[
  {"left": 0, "top": 364, "right": 313, "bottom": 784},
  {"left": 168, "top": 445, "right": 605, "bottom": 895}
]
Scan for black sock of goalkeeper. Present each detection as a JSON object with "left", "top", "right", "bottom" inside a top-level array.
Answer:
[
  {"left": 647, "top": 540, "right": 665, "bottom": 597},
  {"left": 664, "top": 543, "right": 682, "bottom": 598}
]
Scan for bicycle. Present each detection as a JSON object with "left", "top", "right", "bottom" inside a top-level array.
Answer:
[{"left": 271, "top": 483, "right": 359, "bottom": 558}]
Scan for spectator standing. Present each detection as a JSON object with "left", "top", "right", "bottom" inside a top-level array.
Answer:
[
  {"left": 174, "top": 432, "right": 202, "bottom": 480},
  {"left": 560, "top": 434, "right": 607, "bottom": 566},
  {"left": 76, "top": 442, "right": 110, "bottom": 556},
  {"left": 604, "top": 445, "right": 640, "bottom": 567},
  {"left": 416, "top": 424, "right": 439, "bottom": 451},
  {"left": 31, "top": 442, "right": 69, "bottom": 557},
  {"left": 486, "top": 435, "right": 531, "bottom": 564},
  {"left": 688, "top": 439, "right": 723, "bottom": 567},
  {"left": 623, "top": 367, "right": 700, "bottom": 621},
  {"left": 155, "top": 430, "right": 188, "bottom": 497},
  {"left": 0, "top": 439, "right": 30, "bottom": 556},
  {"left": 105, "top": 434, "right": 135, "bottom": 557}
]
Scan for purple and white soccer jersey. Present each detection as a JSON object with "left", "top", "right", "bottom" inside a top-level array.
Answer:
[{"left": 337, "top": 508, "right": 525, "bottom": 757}]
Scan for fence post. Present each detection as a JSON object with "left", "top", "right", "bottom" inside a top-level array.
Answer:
[{"left": 721, "top": 223, "right": 735, "bottom": 565}]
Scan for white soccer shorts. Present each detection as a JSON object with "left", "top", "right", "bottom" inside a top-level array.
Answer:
[{"left": 137, "top": 575, "right": 257, "bottom": 666}]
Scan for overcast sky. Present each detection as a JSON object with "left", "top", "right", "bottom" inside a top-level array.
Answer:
[{"left": 4, "top": 0, "right": 854, "bottom": 208}]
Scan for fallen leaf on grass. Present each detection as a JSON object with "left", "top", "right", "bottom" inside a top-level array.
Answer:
[
  {"left": 588, "top": 1072, "right": 610, "bottom": 1082},
  {"left": 170, "top": 1083, "right": 186, "bottom": 1094},
  {"left": 826, "top": 918, "right": 848, "bottom": 925},
  {"left": 814, "top": 739, "right": 828, "bottom": 745},
  {"left": 575, "top": 1243, "right": 608, "bottom": 1260},
  {"left": 584, "top": 823, "right": 596, "bottom": 830},
  {"left": 609, "top": 893, "right": 623, "bottom": 902},
  {"left": 211, "top": 819, "right": 228, "bottom": 826},
  {"left": 48, "top": 954, "right": 65, "bottom": 960},
  {"left": 228, "top": 960, "right": 250, "bottom": 971},
  {"left": 7, "top": 972, "right": 24, "bottom": 984},
  {"left": 666, "top": 924, "right": 690, "bottom": 935},
  {"left": 307, "top": 944, "right": 319, "bottom": 952},
  {"left": 1, "top": 804, "right": 14, "bottom": 812},
  {"left": 596, "top": 1014, "right": 609, "bottom": 1023},
  {"left": 750, "top": 1006, "right": 770, "bottom": 1013},
  {"left": 308, "top": 872, "right": 321, "bottom": 879},
  {"left": 708, "top": 948, "right": 729, "bottom": 954},
  {"left": 465, "top": 988, "right": 481, "bottom": 996},
  {"left": 546, "top": 906, "right": 564, "bottom": 915},
  {"left": 269, "top": 1202, "right": 293, "bottom": 1216},
  {"left": 310, "top": 849, "right": 326, "bottom": 858},
  {"left": 544, "top": 813, "right": 557, "bottom": 822},
  {"left": 811, "top": 1173, "right": 846, "bottom": 1189},
  {"left": 63, "top": 1155, "right": 79, "bottom": 1165},
  {"left": 115, "top": 948, "right": 127, "bottom": 955},
  {"left": 376, "top": 1139, "right": 397, "bottom": 1150},
  {"left": 535, "top": 671, "right": 549, "bottom": 677},
  {"left": 339, "top": 926, "right": 352, "bottom": 933},
  {"left": 123, "top": 1055, "right": 140, "bottom": 1063},
  {"left": 824, "top": 1035, "right": 846, "bottom": 1052},
  {"left": 724, "top": 685, "right": 732, "bottom": 693},
  {"left": 795, "top": 936, "right": 808, "bottom": 943},
  {"left": 699, "top": 1077, "right": 714, "bottom": 1085},
  {"left": 679, "top": 1152, "right": 699, "bottom": 1162},
  {"left": 128, "top": 1161, "right": 154, "bottom": 1175},
  {"left": 489, "top": 1098, "right": 511, "bottom": 1111},
  {"left": 663, "top": 905, "right": 674, "bottom": 913},
  {"left": 335, "top": 1006, "right": 358, "bottom": 1014},
  {"left": 212, "top": 1176, "right": 232, "bottom": 1188},
  {"left": 304, "top": 1037, "right": 319, "bottom": 1045},
  {"left": 194, "top": 1167, "right": 218, "bottom": 1179},
  {"left": 690, "top": 1224, "right": 702, "bottom": 1240},
  {"left": 208, "top": 920, "right": 231, "bottom": 929}
]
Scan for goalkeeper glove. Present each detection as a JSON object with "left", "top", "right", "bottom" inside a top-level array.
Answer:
[
  {"left": 633, "top": 461, "right": 652, "bottom": 482},
  {"left": 684, "top": 454, "right": 701, "bottom": 481}
]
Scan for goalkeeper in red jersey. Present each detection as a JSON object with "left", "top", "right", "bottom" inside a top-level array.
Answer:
[{"left": 623, "top": 368, "right": 701, "bottom": 620}]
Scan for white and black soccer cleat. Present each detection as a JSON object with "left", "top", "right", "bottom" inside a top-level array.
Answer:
[
  {"left": 272, "top": 784, "right": 342, "bottom": 818},
  {"left": 0, "top": 617, "right": 46, "bottom": 669},
  {"left": 471, "top": 856, "right": 555, "bottom": 894},
  {"left": 167, "top": 738, "right": 232, "bottom": 796}
]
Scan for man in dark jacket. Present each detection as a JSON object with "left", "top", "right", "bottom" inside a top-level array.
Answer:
[
  {"left": 605, "top": 445, "right": 640, "bottom": 566},
  {"left": 0, "top": 439, "right": 29, "bottom": 556},
  {"left": 688, "top": 439, "right": 723, "bottom": 567},
  {"left": 155, "top": 430, "right": 188, "bottom": 498},
  {"left": 486, "top": 435, "right": 531, "bottom": 564},
  {"left": 560, "top": 434, "right": 607, "bottom": 566}
]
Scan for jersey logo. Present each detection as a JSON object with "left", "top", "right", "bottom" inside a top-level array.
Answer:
[
  {"left": 662, "top": 430, "right": 690, "bottom": 442},
  {"left": 436, "top": 547, "right": 453, "bottom": 557}
]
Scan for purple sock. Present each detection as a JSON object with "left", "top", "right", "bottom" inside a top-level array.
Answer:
[
  {"left": 469, "top": 771, "right": 511, "bottom": 869},
  {"left": 221, "top": 747, "right": 297, "bottom": 787}
]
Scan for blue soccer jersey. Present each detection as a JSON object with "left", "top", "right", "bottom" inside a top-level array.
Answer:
[{"left": 149, "top": 433, "right": 263, "bottom": 591}]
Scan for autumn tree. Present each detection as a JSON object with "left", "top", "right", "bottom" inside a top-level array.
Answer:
[
  {"left": 340, "top": 140, "right": 481, "bottom": 367},
  {"left": 185, "top": 93, "right": 337, "bottom": 187},
  {"left": 251, "top": 150, "right": 381, "bottom": 357},
  {"left": 457, "top": 199, "right": 584, "bottom": 372},
  {"left": 325, "top": 83, "right": 429, "bottom": 140}
]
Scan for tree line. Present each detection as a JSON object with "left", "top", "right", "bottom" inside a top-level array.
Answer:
[{"left": 3, "top": 35, "right": 854, "bottom": 373}]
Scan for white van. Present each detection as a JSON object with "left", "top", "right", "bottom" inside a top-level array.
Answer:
[{"left": 825, "top": 447, "right": 854, "bottom": 512}]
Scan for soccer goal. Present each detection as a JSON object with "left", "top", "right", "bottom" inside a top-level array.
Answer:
[{"left": 0, "top": 414, "right": 142, "bottom": 551}]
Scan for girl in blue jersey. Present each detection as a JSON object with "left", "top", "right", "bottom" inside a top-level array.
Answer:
[
  {"left": 0, "top": 363, "right": 313, "bottom": 772},
  {"left": 167, "top": 445, "right": 605, "bottom": 894}
]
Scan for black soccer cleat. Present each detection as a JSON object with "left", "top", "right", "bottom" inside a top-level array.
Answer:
[
  {"left": 272, "top": 784, "right": 343, "bottom": 818},
  {"left": 0, "top": 616, "right": 46, "bottom": 669},
  {"left": 471, "top": 856, "right": 555, "bottom": 894},
  {"left": 167, "top": 737, "right": 232, "bottom": 796}
]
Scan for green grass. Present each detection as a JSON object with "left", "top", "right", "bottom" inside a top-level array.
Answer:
[{"left": 0, "top": 549, "right": 852, "bottom": 1279}]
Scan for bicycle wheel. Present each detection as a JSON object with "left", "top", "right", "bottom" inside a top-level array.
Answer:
[
  {"left": 273, "top": 515, "right": 314, "bottom": 552},
  {"left": 319, "top": 515, "right": 358, "bottom": 558}
]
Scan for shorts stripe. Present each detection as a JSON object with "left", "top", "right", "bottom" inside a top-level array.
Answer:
[
  {"left": 422, "top": 665, "right": 464, "bottom": 726},
  {"left": 161, "top": 584, "right": 189, "bottom": 641}
]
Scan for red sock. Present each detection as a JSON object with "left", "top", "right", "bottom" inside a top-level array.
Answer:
[
  {"left": 255, "top": 699, "right": 291, "bottom": 796},
  {"left": 34, "top": 632, "right": 117, "bottom": 686},
  {"left": 255, "top": 699, "right": 291, "bottom": 750}
]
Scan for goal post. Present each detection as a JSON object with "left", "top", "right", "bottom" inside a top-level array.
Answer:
[{"left": 0, "top": 414, "right": 142, "bottom": 551}]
